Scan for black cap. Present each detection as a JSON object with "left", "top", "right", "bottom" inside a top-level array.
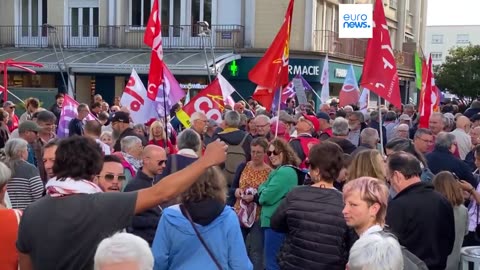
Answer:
[
  {"left": 111, "top": 111, "right": 130, "bottom": 123},
  {"left": 316, "top": 111, "right": 330, "bottom": 121},
  {"left": 471, "top": 113, "right": 480, "bottom": 122}
]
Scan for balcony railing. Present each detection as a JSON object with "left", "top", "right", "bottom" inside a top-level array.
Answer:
[
  {"left": 0, "top": 25, "right": 245, "bottom": 50},
  {"left": 313, "top": 30, "right": 414, "bottom": 69}
]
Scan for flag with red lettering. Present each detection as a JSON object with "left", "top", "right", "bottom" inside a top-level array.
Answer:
[
  {"left": 360, "top": 0, "right": 401, "bottom": 108},
  {"left": 418, "top": 55, "right": 433, "bottom": 128},
  {"left": 339, "top": 64, "right": 360, "bottom": 107},
  {"left": 249, "top": 0, "right": 294, "bottom": 111},
  {"left": 176, "top": 78, "right": 226, "bottom": 127},
  {"left": 57, "top": 95, "right": 96, "bottom": 138},
  {"left": 120, "top": 69, "right": 158, "bottom": 124},
  {"left": 144, "top": 0, "right": 163, "bottom": 101}
]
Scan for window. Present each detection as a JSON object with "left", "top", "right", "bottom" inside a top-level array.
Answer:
[
  {"left": 431, "top": 52, "right": 442, "bottom": 61},
  {"left": 20, "top": 0, "right": 48, "bottom": 37},
  {"left": 431, "top": 34, "right": 443, "bottom": 44},
  {"left": 389, "top": 0, "right": 397, "bottom": 9},
  {"left": 457, "top": 34, "right": 469, "bottom": 44},
  {"left": 71, "top": 7, "right": 99, "bottom": 37},
  {"left": 130, "top": 0, "right": 152, "bottom": 27},
  {"left": 191, "top": 0, "right": 212, "bottom": 36}
]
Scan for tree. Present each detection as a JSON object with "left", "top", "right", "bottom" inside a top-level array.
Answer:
[{"left": 435, "top": 45, "right": 480, "bottom": 103}]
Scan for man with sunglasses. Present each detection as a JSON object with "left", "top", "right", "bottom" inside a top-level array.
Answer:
[
  {"left": 289, "top": 113, "right": 320, "bottom": 169},
  {"left": 94, "top": 155, "right": 125, "bottom": 192},
  {"left": 124, "top": 144, "right": 167, "bottom": 246},
  {"left": 3, "top": 101, "right": 19, "bottom": 133}
]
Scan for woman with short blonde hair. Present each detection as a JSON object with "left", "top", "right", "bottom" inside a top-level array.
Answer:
[{"left": 148, "top": 120, "right": 176, "bottom": 154}]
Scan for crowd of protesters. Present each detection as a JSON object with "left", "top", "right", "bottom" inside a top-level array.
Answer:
[{"left": 1, "top": 92, "right": 480, "bottom": 270}]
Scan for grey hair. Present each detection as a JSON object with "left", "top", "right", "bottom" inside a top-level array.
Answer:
[
  {"left": 255, "top": 114, "right": 270, "bottom": 124},
  {"left": 395, "top": 124, "right": 410, "bottom": 132},
  {"left": 190, "top": 112, "right": 207, "bottom": 122},
  {"left": 348, "top": 232, "right": 404, "bottom": 270},
  {"left": 120, "top": 136, "right": 142, "bottom": 153},
  {"left": 94, "top": 232, "right": 153, "bottom": 270},
  {"left": 224, "top": 110, "right": 241, "bottom": 128},
  {"left": 414, "top": 128, "right": 433, "bottom": 138},
  {"left": 177, "top": 129, "right": 201, "bottom": 152},
  {"left": 0, "top": 162, "right": 12, "bottom": 188},
  {"left": 332, "top": 117, "right": 349, "bottom": 136},
  {"left": 4, "top": 138, "right": 29, "bottom": 174},
  {"left": 344, "top": 105, "right": 354, "bottom": 112},
  {"left": 430, "top": 112, "right": 445, "bottom": 123},
  {"left": 360, "top": 128, "right": 379, "bottom": 146},
  {"left": 403, "top": 104, "right": 414, "bottom": 111},
  {"left": 435, "top": 132, "right": 456, "bottom": 149},
  {"left": 385, "top": 111, "right": 397, "bottom": 122},
  {"left": 351, "top": 111, "right": 365, "bottom": 123}
]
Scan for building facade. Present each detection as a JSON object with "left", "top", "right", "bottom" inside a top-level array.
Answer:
[
  {"left": 0, "top": 0, "right": 426, "bottom": 107},
  {"left": 425, "top": 25, "right": 480, "bottom": 65}
]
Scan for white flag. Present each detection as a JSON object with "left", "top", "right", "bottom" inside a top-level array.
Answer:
[
  {"left": 217, "top": 74, "right": 236, "bottom": 107},
  {"left": 359, "top": 87, "right": 370, "bottom": 114},
  {"left": 320, "top": 55, "right": 330, "bottom": 104},
  {"left": 120, "top": 69, "right": 158, "bottom": 124}
]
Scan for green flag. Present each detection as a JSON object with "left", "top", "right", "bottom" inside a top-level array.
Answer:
[{"left": 415, "top": 52, "right": 422, "bottom": 90}]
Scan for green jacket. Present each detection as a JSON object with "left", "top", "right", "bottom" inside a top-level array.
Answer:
[{"left": 258, "top": 166, "right": 298, "bottom": 228}]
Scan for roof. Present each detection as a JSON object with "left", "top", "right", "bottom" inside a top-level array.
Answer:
[{"left": 0, "top": 49, "right": 240, "bottom": 75}]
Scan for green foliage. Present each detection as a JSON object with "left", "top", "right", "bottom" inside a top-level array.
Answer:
[{"left": 435, "top": 45, "right": 480, "bottom": 102}]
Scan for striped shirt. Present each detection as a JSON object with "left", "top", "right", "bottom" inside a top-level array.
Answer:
[{"left": 7, "top": 160, "right": 44, "bottom": 210}]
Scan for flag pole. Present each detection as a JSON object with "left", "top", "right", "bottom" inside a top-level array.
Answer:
[
  {"left": 162, "top": 81, "right": 169, "bottom": 151},
  {"left": 274, "top": 86, "right": 282, "bottom": 138},
  {"left": 233, "top": 90, "right": 253, "bottom": 110},
  {"left": 377, "top": 96, "right": 384, "bottom": 152}
]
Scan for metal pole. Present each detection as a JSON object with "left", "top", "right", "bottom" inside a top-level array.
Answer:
[
  {"left": 274, "top": 86, "right": 283, "bottom": 138},
  {"left": 162, "top": 81, "right": 168, "bottom": 150},
  {"left": 200, "top": 33, "right": 212, "bottom": 83},
  {"left": 56, "top": 31, "right": 75, "bottom": 97},
  {"left": 377, "top": 96, "right": 384, "bottom": 152},
  {"left": 208, "top": 28, "right": 217, "bottom": 76},
  {"left": 3, "top": 62, "right": 8, "bottom": 102}
]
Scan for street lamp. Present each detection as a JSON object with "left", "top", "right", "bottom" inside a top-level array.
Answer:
[{"left": 197, "top": 21, "right": 216, "bottom": 83}]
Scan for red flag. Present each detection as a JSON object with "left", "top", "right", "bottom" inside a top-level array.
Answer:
[
  {"left": 144, "top": 0, "right": 164, "bottom": 101},
  {"left": 360, "top": 0, "right": 401, "bottom": 108},
  {"left": 418, "top": 55, "right": 433, "bottom": 128},
  {"left": 249, "top": 0, "right": 294, "bottom": 111},
  {"left": 182, "top": 78, "right": 226, "bottom": 123}
]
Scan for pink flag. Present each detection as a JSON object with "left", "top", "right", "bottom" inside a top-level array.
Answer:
[
  {"left": 57, "top": 95, "right": 96, "bottom": 138},
  {"left": 155, "top": 62, "right": 186, "bottom": 117}
]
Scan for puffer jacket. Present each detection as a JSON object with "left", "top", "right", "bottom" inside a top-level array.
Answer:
[{"left": 270, "top": 186, "right": 356, "bottom": 270}]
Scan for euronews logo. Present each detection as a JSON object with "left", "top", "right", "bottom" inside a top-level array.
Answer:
[
  {"left": 343, "top": 14, "right": 371, "bottom": 29},
  {"left": 339, "top": 4, "right": 373, "bottom": 38}
]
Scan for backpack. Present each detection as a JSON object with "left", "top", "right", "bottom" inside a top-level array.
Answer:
[
  {"left": 223, "top": 134, "right": 248, "bottom": 187},
  {"left": 282, "top": 165, "right": 308, "bottom": 185}
]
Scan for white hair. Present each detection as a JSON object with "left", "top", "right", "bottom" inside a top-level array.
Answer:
[
  {"left": 348, "top": 232, "right": 404, "bottom": 270},
  {"left": 332, "top": 117, "right": 349, "bottom": 136},
  {"left": 360, "top": 127, "right": 379, "bottom": 147},
  {"left": 120, "top": 136, "right": 142, "bottom": 153},
  {"left": 344, "top": 105, "right": 354, "bottom": 113},
  {"left": 190, "top": 112, "right": 207, "bottom": 122},
  {"left": 255, "top": 114, "right": 270, "bottom": 124},
  {"left": 94, "top": 232, "right": 153, "bottom": 270}
]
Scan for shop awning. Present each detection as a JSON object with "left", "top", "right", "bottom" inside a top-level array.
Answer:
[{"left": 0, "top": 49, "right": 240, "bottom": 75}]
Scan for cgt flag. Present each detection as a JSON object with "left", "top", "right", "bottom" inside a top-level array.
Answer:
[
  {"left": 360, "top": 0, "right": 401, "bottom": 108},
  {"left": 144, "top": 0, "right": 164, "bottom": 101},
  {"left": 249, "top": 0, "right": 294, "bottom": 111},
  {"left": 120, "top": 69, "right": 158, "bottom": 124}
]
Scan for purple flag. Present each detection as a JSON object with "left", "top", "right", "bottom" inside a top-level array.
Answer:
[
  {"left": 155, "top": 63, "right": 186, "bottom": 117},
  {"left": 271, "top": 75, "right": 313, "bottom": 112},
  {"left": 57, "top": 95, "right": 96, "bottom": 138}
]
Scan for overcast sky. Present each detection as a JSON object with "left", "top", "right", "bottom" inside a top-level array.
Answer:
[{"left": 427, "top": 0, "right": 480, "bottom": 25}]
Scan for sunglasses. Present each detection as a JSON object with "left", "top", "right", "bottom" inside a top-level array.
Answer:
[
  {"left": 101, "top": 173, "right": 126, "bottom": 182},
  {"left": 267, "top": 150, "right": 281, "bottom": 156},
  {"left": 158, "top": 160, "right": 167, "bottom": 166}
]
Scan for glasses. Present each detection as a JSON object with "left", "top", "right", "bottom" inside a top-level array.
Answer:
[
  {"left": 100, "top": 173, "right": 126, "bottom": 182},
  {"left": 256, "top": 123, "right": 269, "bottom": 128},
  {"left": 267, "top": 150, "right": 281, "bottom": 156},
  {"left": 417, "top": 137, "right": 433, "bottom": 144},
  {"left": 158, "top": 160, "right": 167, "bottom": 166}
]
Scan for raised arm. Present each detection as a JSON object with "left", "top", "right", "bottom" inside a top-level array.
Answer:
[{"left": 134, "top": 140, "right": 227, "bottom": 214}]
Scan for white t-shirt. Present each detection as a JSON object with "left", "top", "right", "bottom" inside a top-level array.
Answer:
[{"left": 96, "top": 139, "right": 111, "bottom": 155}]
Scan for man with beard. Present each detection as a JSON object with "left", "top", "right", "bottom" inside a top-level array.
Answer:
[
  {"left": 94, "top": 155, "right": 125, "bottom": 192},
  {"left": 111, "top": 111, "right": 146, "bottom": 152}
]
